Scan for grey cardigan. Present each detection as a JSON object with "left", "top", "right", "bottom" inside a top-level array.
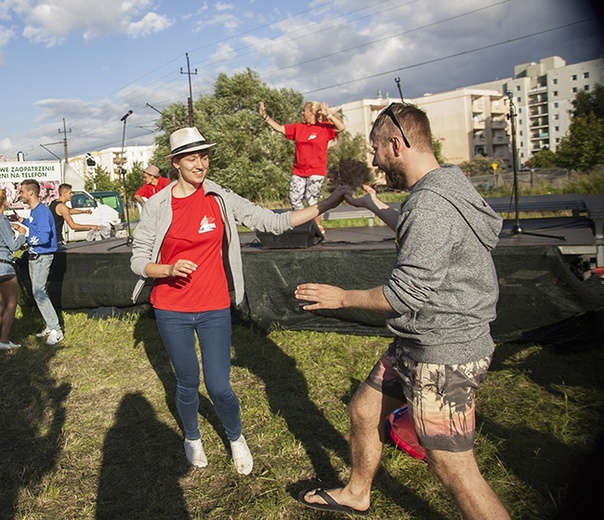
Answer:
[{"left": 130, "top": 179, "right": 292, "bottom": 305}]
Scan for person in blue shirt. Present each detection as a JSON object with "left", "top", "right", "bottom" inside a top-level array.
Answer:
[{"left": 16, "top": 179, "right": 63, "bottom": 345}]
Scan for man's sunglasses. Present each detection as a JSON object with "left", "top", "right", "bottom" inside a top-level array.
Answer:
[{"left": 384, "top": 103, "right": 411, "bottom": 148}]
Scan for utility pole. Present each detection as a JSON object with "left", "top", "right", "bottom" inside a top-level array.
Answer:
[
  {"left": 59, "top": 118, "right": 71, "bottom": 163},
  {"left": 180, "top": 53, "right": 197, "bottom": 127}
]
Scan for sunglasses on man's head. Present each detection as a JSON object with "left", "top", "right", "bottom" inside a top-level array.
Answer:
[{"left": 384, "top": 103, "right": 411, "bottom": 148}]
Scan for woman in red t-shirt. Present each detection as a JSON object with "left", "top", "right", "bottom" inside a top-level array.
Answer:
[
  {"left": 131, "top": 127, "right": 349, "bottom": 475},
  {"left": 259, "top": 100, "right": 346, "bottom": 234}
]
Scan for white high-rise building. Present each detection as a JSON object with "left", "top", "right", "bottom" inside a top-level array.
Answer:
[
  {"left": 333, "top": 56, "right": 604, "bottom": 169},
  {"left": 470, "top": 56, "right": 604, "bottom": 164},
  {"left": 69, "top": 144, "right": 156, "bottom": 185},
  {"left": 333, "top": 89, "right": 512, "bottom": 169}
]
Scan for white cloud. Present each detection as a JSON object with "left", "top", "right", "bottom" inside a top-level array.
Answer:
[
  {"left": 7, "top": 0, "right": 170, "bottom": 46},
  {"left": 29, "top": 95, "right": 156, "bottom": 158},
  {"left": 215, "top": 2, "right": 234, "bottom": 12},
  {"left": 209, "top": 42, "right": 236, "bottom": 65},
  {"left": 2, "top": 0, "right": 602, "bottom": 159},
  {"left": 230, "top": 0, "right": 603, "bottom": 105},
  {"left": 0, "top": 24, "right": 15, "bottom": 63},
  {"left": 0, "top": 137, "right": 12, "bottom": 153},
  {"left": 195, "top": 12, "right": 240, "bottom": 30},
  {"left": 127, "top": 12, "right": 173, "bottom": 38}
]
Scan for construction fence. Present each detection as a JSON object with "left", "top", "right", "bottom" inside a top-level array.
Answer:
[{"left": 469, "top": 168, "right": 570, "bottom": 191}]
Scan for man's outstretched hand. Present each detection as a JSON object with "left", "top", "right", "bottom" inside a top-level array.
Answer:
[
  {"left": 295, "top": 283, "right": 346, "bottom": 311},
  {"left": 344, "top": 184, "right": 378, "bottom": 209}
]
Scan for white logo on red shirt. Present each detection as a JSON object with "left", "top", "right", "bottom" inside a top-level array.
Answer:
[
  {"left": 308, "top": 133, "right": 317, "bottom": 140},
  {"left": 198, "top": 216, "right": 216, "bottom": 234}
]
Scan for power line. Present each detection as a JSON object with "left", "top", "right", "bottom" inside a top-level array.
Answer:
[
  {"left": 256, "top": 0, "right": 510, "bottom": 81},
  {"left": 188, "top": 0, "right": 405, "bottom": 71},
  {"left": 5, "top": 0, "right": 400, "bottom": 156},
  {"left": 5, "top": 1, "right": 600, "bottom": 158},
  {"left": 302, "top": 17, "right": 596, "bottom": 95}
]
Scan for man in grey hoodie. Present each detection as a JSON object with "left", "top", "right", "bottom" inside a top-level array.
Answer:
[{"left": 295, "top": 103, "right": 510, "bottom": 519}]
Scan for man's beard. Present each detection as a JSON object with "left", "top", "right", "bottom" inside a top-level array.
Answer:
[{"left": 385, "top": 165, "right": 407, "bottom": 191}]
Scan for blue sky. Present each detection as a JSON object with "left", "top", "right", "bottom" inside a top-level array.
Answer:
[{"left": 1, "top": 0, "right": 602, "bottom": 161}]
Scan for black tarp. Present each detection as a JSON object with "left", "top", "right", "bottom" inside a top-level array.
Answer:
[
  {"left": 15, "top": 244, "right": 604, "bottom": 350},
  {"left": 237, "top": 245, "right": 604, "bottom": 350}
]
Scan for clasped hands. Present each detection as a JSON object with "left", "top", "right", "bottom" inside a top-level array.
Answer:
[{"left": 320, "top": 183, "right": 378, "bottom": 214}]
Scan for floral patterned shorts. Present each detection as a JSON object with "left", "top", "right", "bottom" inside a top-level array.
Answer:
[
  {"left": 366, "top": 341, "right": 492, "bottom": 452},
  {"left": 289, "top": 174, "right": 325, "bottom": 210}
]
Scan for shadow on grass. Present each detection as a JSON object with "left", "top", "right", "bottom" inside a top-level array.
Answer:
[
  {"left": 484, "top": 341, "right": 604, "bottom": 517},
  {"left": 232, "top": 325, "right": 348, "bottom": 485},
  {"left": 132, "top": 313, "right": 177, "bottom": 421},
  {"left": 96, "top": 392, "right": 189, "bottom": 520},
  {"left": 0, "top": 318, "right": 70, "bottom": 520},
  {"left": 232, "top": 325, "right": 449, "bottom": 519}
]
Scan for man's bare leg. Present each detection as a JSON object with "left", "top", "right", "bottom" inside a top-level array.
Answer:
[
  {"left": 427, "top": 448, "right": 510, "bottom": 520},
  {"left": 302, "top": 383, "right": 402, "bottom": 512}
]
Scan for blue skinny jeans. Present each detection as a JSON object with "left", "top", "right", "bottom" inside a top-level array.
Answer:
[
  {"left": 28, "top": 254, "right": 60, "bottom": 331},
  {"left": 154, "top": 307, "right": 242, "bottom": 442}
]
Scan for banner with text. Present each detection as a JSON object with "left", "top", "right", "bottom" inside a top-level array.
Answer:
[{"left": 0, "top": 161, "right": 61, "bottom": 209}]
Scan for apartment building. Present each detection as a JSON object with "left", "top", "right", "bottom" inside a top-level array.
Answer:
[
  {"left": 333, "top": 89, "right": 512, "bottom": 169},
  {"left": 69, "top": 144, "right": 156, "bottom": 185},
  {"left": 470, "top": 56, "right": 604, "bottom": 164},
  {"left": 334, "top": 56, "right": 604, "bottom": 169}
]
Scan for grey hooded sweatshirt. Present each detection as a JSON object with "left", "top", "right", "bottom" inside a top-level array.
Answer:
[{"left": 383, "top": 165, "right": 503, "bottom": 365}]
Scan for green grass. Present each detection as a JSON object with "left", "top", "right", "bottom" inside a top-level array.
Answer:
[{"left": 1, "top": 308, "right": 603, "bottom": 519}]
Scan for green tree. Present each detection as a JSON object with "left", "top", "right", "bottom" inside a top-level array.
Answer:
[
  {"left": 326, "top": 131, "right": 373, "bottom": 188},
  {"left": 123, "top": 162, "right": 146, "bottom": 200},
  {"left": 552, "top": 83, "right": 604, "bottom": 172},
  {"left": 527, "top": 148, "right": 558, "bottom": 168},
  {"left": 432, "top": 137, "right": 446, "bottom": 164},
  {"left": 151, "top": 68, "right": 304, "bottom": 202},
  {"left": 458, "top": 156, "right": 504, "bottom": 176},
  {"left": 556, "top": 112, "right": 604, "bottom": 172},
  {"left": 565, "top": 169, "right": 604, "bottom": 195},
  {"left": 328, "top": 158, "right": 371, "bottom": 188},
  {"left": 571, "top": 83, "right": 604, "bottom": 119},
  {"left": 326, "top": 131, "right": 371, "bottom": 170},
  {"left": 85, "top": 166, "right": 121, "bottom": 192}
]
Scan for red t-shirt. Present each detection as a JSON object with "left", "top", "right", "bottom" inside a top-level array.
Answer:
[
  {"left": 150, "top": 186, "right": 230, "bottom": 312},
  {"left": 284, "top": 122, "right": 337, "bottom": 177},
  {"left": 135, "top": 176, "right": 170, "bottom": 199}
]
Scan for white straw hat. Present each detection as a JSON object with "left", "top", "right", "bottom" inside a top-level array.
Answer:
[{"left": 168, "top": 127, "right": 216, "bottom": 157}]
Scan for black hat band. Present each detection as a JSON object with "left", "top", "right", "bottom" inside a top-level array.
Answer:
[{"left": 171, "top": 140, "right": 209, "bottom": 155}]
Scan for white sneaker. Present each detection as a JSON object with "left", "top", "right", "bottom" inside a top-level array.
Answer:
[
  {"left": 45, "top": 329, "right": 64, "bottom": 346},
  {"left": 184, "top": 438, "right": 208, "bottom": 467},
  {"left": 230, "top": 434, "right": 253, "bottom": 475},
  {"left": 36, "top": 327, "right": 52, "bottom": 338},
  {"left": 0, "top": 341, "right": 20, "bottom": 350}
]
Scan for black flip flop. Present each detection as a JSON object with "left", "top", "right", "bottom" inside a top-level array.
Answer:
[{"left": 298, "top": 488, "right": 370, "bottom": 516}]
